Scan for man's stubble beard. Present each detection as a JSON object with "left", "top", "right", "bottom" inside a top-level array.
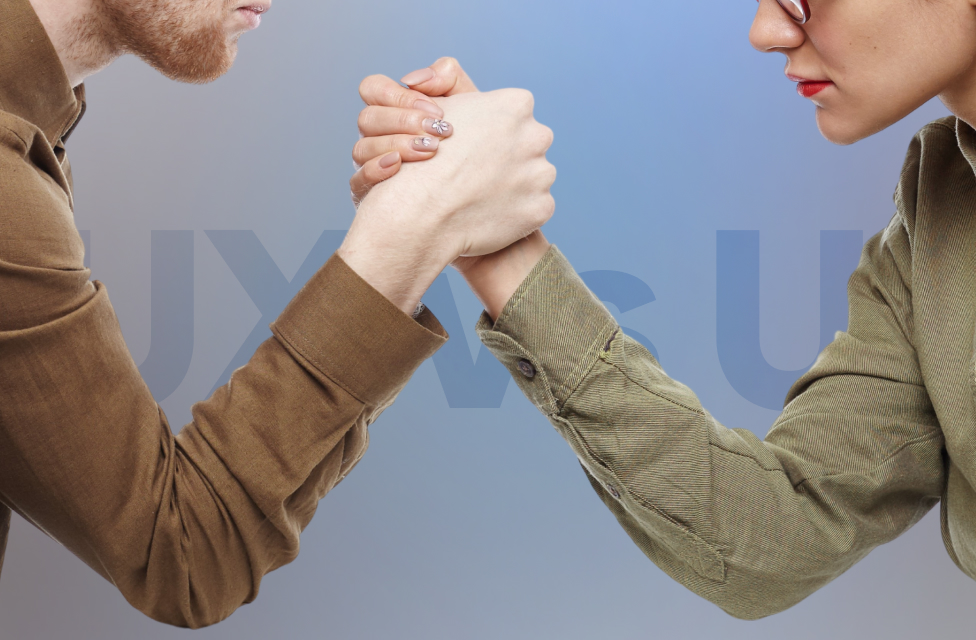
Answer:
[{"left": 99, "top": 0, "right": 238, "bottom": 84}]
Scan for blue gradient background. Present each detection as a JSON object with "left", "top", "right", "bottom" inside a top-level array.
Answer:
[{"left": 2, "top": 0, "right": 974, "bottom": 637}]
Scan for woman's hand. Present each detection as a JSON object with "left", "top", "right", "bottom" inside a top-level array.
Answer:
[
  {"left": 339, "top": 72, "right": 555, "bottom": 314},
  {"left": 346, "top": 58, "right": 553, "bottom": 320},
  {"left": 350, "top": 58, "right": 479, "bottom": 206}
]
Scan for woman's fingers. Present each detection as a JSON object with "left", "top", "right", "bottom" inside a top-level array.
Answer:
[
  {"left": 350, "top": 61, "right": 474, "bottom": 208},
  {"left": 350, "top": 152, "right": 401, "bottom": 207},
  {"left": 401, "top": 57, "right": 479, "bottom": 97},
  {"left": 357, "top": 105, "right": 453, "bottom": 139},
  {"left": 353, "top": 134, "right": 440, "bottom": 167},
  {"left": 359, "top": 74, "right": 444, "bottom": 115}
]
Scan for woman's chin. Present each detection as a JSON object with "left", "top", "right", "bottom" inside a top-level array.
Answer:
[
  {"left": 814, "top": 105, "right": 911, "bottom": 146},
  {"left": 815, "top": 109, "right": 872, "bottom": 146}
]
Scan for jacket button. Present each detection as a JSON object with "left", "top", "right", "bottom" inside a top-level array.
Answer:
[{"left": 517, "top": 359, "right": 536, "bottom": 379}]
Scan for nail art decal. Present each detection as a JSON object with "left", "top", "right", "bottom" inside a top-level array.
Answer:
[{"left": 431, "top": 120, "right": 451, "bottom": 135}]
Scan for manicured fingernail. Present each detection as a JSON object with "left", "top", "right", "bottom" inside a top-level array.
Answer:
[
  {"left": 412, "top": 136, "right": 438, "bottom": 151},
  {"left": 401, "top": 68, "right": 435, "bottom": 85},
  {"left": 379, "top": 151, "right": 401, "bottom": 168},
  {"left": 423, "top": 118, "right": 452, "bottom": 136},
  {"left": 414, "top": 100, "right": 443, "bottom": 117}
]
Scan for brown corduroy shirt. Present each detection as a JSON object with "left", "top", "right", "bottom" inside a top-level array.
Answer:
[
  {"left": 0, "top": 0, "right": 447, "bottom": 628},
  {"left": 479, "top": 118, "right": 976, "bottom": 619}
]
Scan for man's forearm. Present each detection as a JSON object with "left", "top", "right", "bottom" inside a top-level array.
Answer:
[
  {"left": 337, "top": 173, "right": 550, "bottom": 322},
  {"left": 337, "top": 194, "right": 455, "bottom": 316},
  {"left": 0, "top": 244, "right": 447, "bottom": 627}
]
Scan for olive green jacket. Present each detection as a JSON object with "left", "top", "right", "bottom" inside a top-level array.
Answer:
[{"left": 479, "top": 117, "right": 976, "bottom": 619}]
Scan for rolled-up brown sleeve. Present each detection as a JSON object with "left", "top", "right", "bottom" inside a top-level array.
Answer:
[{"left": 0, "top": 123, "right": 446, "bottom": 628}]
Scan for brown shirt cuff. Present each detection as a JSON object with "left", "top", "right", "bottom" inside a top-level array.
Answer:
[{"left": 272, "top": 253, "right": 448, "bottom": 405}]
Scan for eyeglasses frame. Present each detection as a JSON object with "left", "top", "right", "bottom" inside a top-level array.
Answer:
[{"left": 777, "top": 0, "right": 811, "bottom": 24}]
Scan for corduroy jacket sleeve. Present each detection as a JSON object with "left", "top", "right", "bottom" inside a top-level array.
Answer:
[
  {"left": 477, "top": 223, "right": 945, "bottom": 619},
  {"left": 0, "top": 121, "right": 447, "bottom": 628}
]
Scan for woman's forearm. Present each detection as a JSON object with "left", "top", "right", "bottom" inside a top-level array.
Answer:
[{"left": 458, "top": 230, "right": 551, "bottom": 321}]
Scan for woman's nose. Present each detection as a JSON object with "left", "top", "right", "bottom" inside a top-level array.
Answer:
[{"left": 750, "top": 0, "right": 806, "bottom": 52}]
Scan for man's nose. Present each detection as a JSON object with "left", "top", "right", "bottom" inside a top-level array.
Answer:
[{"left": 750, "top": 0, "right": 806, "bottom": 52}]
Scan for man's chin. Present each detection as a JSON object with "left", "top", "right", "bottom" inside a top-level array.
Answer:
[
  {"left": 194, "top": 46, "right": 237, "bottom": 84},
  {"left": 141, "top": 33, "right": 238, "bottom": 84}
]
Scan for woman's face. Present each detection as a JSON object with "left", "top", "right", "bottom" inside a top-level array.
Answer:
[{"left": 751, "top": 0, "right": 976, "bottom": 144}]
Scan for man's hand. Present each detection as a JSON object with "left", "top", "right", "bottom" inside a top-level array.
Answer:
[
  {"left": 338, "top": 61, "right": 556, "bottom": 316},
  {"left": 346, "top": 58, "right": 554, "bottom": 320}
]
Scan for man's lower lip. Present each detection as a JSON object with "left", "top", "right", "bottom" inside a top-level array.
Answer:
[
  {"left": 797, "top": 81, "right": 832, "bottom": 98},
  {"left": 236, "top": 8, "right": 262, "bottom": 29}
]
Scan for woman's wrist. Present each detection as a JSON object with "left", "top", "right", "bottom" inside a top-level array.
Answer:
[{"left": 456, "top": 231, "right": 550, "bottom": 322}]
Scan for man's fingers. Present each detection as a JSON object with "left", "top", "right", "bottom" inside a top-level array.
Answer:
[
  {"left": 400, "top": 57, "right": 479, "bottom": 97},
  {"left": 359, "top": 74, "right": 444, "bottom": 116},
  {"left": 350, "top": 152, "right": 401, "bottom": 207},
  {"left": 358, "top": 106, "right": 453, "bottom": 138},
  {"left": 352, "top": 134, "right": 439, "bottom": 167}
]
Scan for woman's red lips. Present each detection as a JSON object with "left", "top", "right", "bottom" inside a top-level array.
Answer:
[
  {"left": 797, "top": 81, "right": 832, "bottom": 98},
  {"left": 787, "top": 74, "right": 833, "bottom": 98}
]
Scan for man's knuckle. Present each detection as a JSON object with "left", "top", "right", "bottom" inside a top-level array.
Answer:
[
  {"left": 529, "top": 126, "right": 553, "bottom": 153},
  {"left": 497, "top": 88, "right": 524, "bottom": 110},
  {"left": 515, "top": 89, "right": 535, "bottom": 112},
  {"left": 541, "top": 125, "right": 554, "bottom": 149},
  {"left": 542, "top": 195, "right": 556, "bottom": 220},
  {"left": 544, "top": 163, "right": 557, "bottom": 186}
]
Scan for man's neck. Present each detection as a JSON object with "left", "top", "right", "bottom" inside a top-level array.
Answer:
[{"left": 28, "top": 0, "right": 119, "bottom": 87}]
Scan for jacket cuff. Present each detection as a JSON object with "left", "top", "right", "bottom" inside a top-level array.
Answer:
[
  {"left": 272, "top": 253, "right": 447, "bottom": 405},
  {"left": 476, "top": 246, "right": 617, "bottom": 415}
]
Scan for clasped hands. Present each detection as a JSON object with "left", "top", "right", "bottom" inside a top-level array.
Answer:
[{"left": 336, "top": 58, "right": 555, "bottom": 321}]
